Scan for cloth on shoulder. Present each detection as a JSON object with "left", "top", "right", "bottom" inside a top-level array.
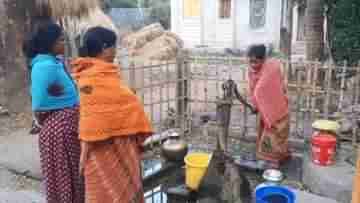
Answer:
[
  {"left": 248, "top": 59, "right": 289, "bottom": 129},
  {"left": 71, "top": 57, "right": 153, "bottom": 142}
]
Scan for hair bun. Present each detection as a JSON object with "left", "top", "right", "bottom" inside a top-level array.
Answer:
[
  {"left": 22, "top": 38, "right": 38, "bottom": 59},
  {"left": 78, "top": 45, "right": 89, "bottom": 57}
]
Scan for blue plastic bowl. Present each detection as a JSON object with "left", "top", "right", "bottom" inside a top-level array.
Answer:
[{"left": 255, "top": 185, "right": 295, "bottom": 203}]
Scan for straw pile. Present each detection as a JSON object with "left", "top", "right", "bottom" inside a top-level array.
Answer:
[
  {"left": 122, "top": 23, "right": 165, "bottom": 50},
  {"left": 122, "top": 23, "right": 183, "bottom": 61}
]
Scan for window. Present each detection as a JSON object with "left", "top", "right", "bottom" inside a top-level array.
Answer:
[
  {"left": 184, "top": 0, "right": 200, "bottom": 17},
  {"left": 219, "top": 0, "right": 231, "bottom": 19},
  {"left": 250, "top": 0, "right": 267, "bottom": 29}
]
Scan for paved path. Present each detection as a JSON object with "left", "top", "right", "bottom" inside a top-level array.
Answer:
[
  {"left": 0, "top": 166, "right": 43, "bottom": 203},
  {"left": 0, "top": 130, "right": 41, "bottom": 179},
  {"left": 0, "top": 190, "right": 45, "bottom": 203},
  {"left": 0, "top": 130, "right": 44, "bottom": 203}
]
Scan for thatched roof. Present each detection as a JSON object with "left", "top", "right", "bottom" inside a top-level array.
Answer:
[
  {"left": 35, "top": 0, "right": 100, "bottom": 19},
  {"left": 63, "top": 7, "right": 119, "bottom": 39}
]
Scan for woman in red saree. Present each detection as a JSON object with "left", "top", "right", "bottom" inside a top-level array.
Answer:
[
  {"left": 247, "top": 44, "right": 290, "bottom": 167},
  {"left": 72, "top": 27, "right": 153, "bottom": 203}
]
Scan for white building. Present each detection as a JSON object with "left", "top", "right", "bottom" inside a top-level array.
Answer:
[{"left": 171, "top": 0, "right": 301, "bottom": 51}]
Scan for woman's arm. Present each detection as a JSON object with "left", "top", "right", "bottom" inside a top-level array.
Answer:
[
  {"left": 79, "top": 141, "right": 94, "bottom": 176},
  {"left": 29, "top": 112, "right": 43, "bottom": 135},
  {"left": 31, "top": 64, "right": 60, "bottom": 109}
]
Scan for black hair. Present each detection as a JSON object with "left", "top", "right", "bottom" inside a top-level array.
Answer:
[
  {"left": 79, "top": 27, "right": 117, "bottom": 57},
  {"left": 23, "top": 22, "right": 63, "bottom": 59},
  {"left": 247, "top": 44, "right": 267, "bottom": 60}
]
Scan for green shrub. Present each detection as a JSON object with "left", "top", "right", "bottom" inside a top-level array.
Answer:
[{"left": 327, "top": 0, "right": 360, "bottom": 65}]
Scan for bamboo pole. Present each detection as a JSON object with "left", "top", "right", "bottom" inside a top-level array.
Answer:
[
  {"left": 150, "top": 61, "right": 154, "bottom": 126},
  {"left": 354, "top": 61, "right": 360, "bottom": 106},
  {"left": 176, "top": 52, "right": 186, "bottom": 135},
  {"left": 204, "top": 58, "right": 209, "bottom": 113},
  {"left": 353, "top": 61, "right": 360, "bottom": 147},
  {"left": 159, "top": 63, "right": 164, "bottom": 131},
  {"left": 243, "top": 89, "right": 248, "bottom": 137},
  {"left": 295, "top": 63, "right": 303, "bottom": 136},
  {"left": 129, "top": 62, "right": 136, "bottom": 92},
  {"left": 184, "top": 55, "right": 191, "bottom": 136},
  {"left": 338, "top": 60, "right": 347, "bottom": 111},
  {"left": 166, "top": 60, "right": 171, "bottom": 129},
  {"left": 311, "top": 61, "right": 319, "bottom": 121},
  {"left": 305, "top": 62, "right": 312, "bottom": 117},
  {"left": 324, "top": 61, "right": 333, "bottom": 119},
  {"left": 140, "top": 66, "right": 145, "bottom": 102}
]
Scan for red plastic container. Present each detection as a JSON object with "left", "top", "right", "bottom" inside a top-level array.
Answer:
[{"left": 311, "top": 133, "right": 337, "bottom": 166}]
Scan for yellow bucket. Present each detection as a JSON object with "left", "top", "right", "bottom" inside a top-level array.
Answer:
[{"left": 184, "top": 153, "right": 211, "bottom": 191}]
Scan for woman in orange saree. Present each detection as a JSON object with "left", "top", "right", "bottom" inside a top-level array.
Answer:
[
  {"left": 247, "top": 44, "right": 290, "bottom": 168},
  {"left": 72, "top": 27, "right": 153, "bottom": 203},
  {"left": 353, "top": 152, "right": 360, "bottom": 203}
]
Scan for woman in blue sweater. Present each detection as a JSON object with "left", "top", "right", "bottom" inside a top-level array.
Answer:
[{"left": 23, "top": 23, "right": 84, "bottom": 203}]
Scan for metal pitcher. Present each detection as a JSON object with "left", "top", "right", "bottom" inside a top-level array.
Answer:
[{"left": 161, "top": 131, "right": 188, "bottom": 162}]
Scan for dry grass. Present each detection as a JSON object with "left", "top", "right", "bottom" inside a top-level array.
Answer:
[
  {"left": 63, "top": 7, "right": 119, "bottom": 38},
  {"left": 35, "top": 0, "right": 99, "bottom": 19}
]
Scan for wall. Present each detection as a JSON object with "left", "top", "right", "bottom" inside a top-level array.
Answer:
[
  {"left": 171, "top": 0, "right": 202, "bottom": 48},
  {"left": 234, "top": 0, "right": 282, "bottom": 49},
  {"left": 171, "top": 0, "right": 282, "bottom": 50}
]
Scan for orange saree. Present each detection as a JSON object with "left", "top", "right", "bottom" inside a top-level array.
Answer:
[
  {"left": 353, "top": 150, "right": 360, "bottom": 203},
  {"left": 248, "top": 59, "right": 290, "bottom": 164},
  {"left": 72, "top": 58, "right": 153, "bottom": 203}
]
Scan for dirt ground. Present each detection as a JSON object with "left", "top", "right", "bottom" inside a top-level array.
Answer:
[{"left": 0, "top": 110, "right": 42, "bottom": 202}]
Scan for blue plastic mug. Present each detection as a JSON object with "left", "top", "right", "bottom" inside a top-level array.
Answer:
[{"left": 255, "top": 185, "right": 295, "bottom": 203}]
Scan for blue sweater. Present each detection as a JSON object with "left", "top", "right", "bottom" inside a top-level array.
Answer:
[{"left": 31, "top": 54, "right": 79, "bottom": 111}]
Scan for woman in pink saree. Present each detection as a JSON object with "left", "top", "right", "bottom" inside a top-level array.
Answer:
[{"left": 247, "top": 44, "right": 290, "bottom": 167}]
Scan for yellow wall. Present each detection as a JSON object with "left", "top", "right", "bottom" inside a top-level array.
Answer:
[{"left": 184, "top": 0, "right": 200, "bottom": 17}]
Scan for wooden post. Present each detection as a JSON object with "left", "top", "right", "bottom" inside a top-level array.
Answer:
[
  {"left": 305, "top": 62, "right": 312, "bottom": 120},
  {"left": 324, "top": 61, "right": 333, "bottom": 119},
  {"left": 295, "top": 63, "right": 302, "bottom": 136},
  {"left": 280, "top": 0, "right": 293, "bottom": 77},
  {"left": 339, "top": 60, "right": 347, "bottom": 111},
  {"left": 311, "top": 61, "right": 319, "bottom": 121},
  {"left": 242, "top": 89, "right": 248, "bottom": 137},
  {"left": 185, "top": 57, "right": 192, "bottom": 135},
  {"left": 176, "top": 51, "right": 189, "bottom": 135},
  {"left": 150, "top": 61, "right": 155, "bottom": 128},
  {"left": 141, "top": 61, "right": 145, "bottom": 102},
  {"left": 355, "top": 61, "right": 360, "bottom": 106},
  {"left": 159, "top": 63, "right": 164, "bottom": 131},
  {"left": 353, "top": 62, "right": 360, "bottom": 147},
  {"left": 129, "top": 62, "right": 136, "bottom": 91}
]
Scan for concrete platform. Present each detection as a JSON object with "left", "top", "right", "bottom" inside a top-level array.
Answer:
[
  {"left": 303, "top": 148, "right": 355, "bottom": 203},
  {"left": 295, "top": 189, "right": 339, "bottom": 203}
]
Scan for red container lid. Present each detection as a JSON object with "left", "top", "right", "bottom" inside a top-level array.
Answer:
[{"left": 311, "top": 134, "right": 337, "bottom": 146}]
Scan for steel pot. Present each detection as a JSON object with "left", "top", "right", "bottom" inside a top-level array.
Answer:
[
  {"left": 263, "top": 169, "right": 284, "bottom": 183},
  {"left": 161, "top": 132, "right": 188, "bottom": 162}
]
